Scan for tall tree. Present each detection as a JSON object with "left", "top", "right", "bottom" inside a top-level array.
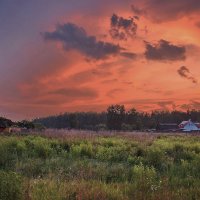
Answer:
[{"left": 107, "top": 104, "right": 125, "bottom": 130}]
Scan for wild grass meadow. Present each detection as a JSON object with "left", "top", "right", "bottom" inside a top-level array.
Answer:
[{"left": 1, "top": 130, "right": 200, "bottom": 200}]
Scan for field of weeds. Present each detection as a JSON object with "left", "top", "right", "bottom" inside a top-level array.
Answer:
[{"left": 1, "top": 130, "right": 200, "bottom": 200}]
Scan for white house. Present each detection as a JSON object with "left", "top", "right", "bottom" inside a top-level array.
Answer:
[{"left": 179, "top": 119, "right": 200, "bottom": 132}]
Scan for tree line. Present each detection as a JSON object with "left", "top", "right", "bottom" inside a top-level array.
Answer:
[
  {"left": 33, "top": 105, "right": 200, "bottom": 131},
  {"left": 0, "top": 117, "right": 45, "bottom": 131}
]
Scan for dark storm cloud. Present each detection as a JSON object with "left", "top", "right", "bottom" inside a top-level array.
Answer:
[
  {"left": 109, "top": 14, "right": 137, "bottom": 40},
  {"left": 145, "top": 40, "right": 186, "bottom": 61},
  {"left": 177, "top": 66, "right": 197, "bottom": 84},
  {"left": 132, "top": 0, "right": 200, "bottom": 23},
  {"left": 43, "top": 23, "right": 122, "bottom": 60},
  {"left": 49, "top": 87, "right": 98, "bottom": 98}
]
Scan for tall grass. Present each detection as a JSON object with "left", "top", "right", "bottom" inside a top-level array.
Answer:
[{"left": 0, "top": 131, "right": 200, "bottom": 199}]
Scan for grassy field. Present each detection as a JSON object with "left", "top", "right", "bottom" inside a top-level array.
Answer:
[{"left": 1, "top": 130, "right": 200, "bottom": 200}]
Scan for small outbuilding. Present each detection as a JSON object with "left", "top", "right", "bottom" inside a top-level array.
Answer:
[{"left": 179, "top": 119, "right": 200, "bottom": 132}]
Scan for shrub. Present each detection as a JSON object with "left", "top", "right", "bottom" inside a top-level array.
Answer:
[
  {"left": 134, "top": 147, "right": 146, "bottom": 157},
  {"left": 96, "top": 146, "right": 129, "bottom": 162},
  {"left": 71, "top": 143, "right": 94, "bottom": 158},
  {"left": 131, "top": 164, "right": 157, "bottom": 182},
  {"left": 146, "top": 148, "right": 166, "bottom": 171},
  {"left": 34, "top": 144, "right": 52, "bottom": 159},
  {"left": 131, "top": 164, "right": 161, "bottom": 193},
  {"left": 166, "top": 144, "right": 194, "bottom": 164},
  {"left": 24, "top": 137, "right": 53, "bottom": 159}
]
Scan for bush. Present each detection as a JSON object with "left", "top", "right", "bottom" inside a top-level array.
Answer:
[
  {"left": 96, "top": 145, "right": 129, "bottom": 162},
  {"left": 131, "top": 164, "right": 161, "bottom": 193},
  {"left": 165, "top": 144, "right": 194, "bottom": 164},
  {"left": 71, "top": 143, "right": 94, "bottom": 158},
  {"left": 131, "top": 164, "right": 157, "bottom": 182},
  {"left": 146, "top": 148, "right": 166, "bottom": 171},
  {"left": 24, "top": 137, "right": 53, "bottom": 159}
]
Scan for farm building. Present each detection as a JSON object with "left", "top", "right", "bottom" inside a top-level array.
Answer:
[
  {"left": 157, "top": 119, "right": 200, "bottom": 132},
  {"left": 157, "top": 123, "right": 178, "bottom": 131},
  {"left": 178, "top": 119, "right": 200, "bottom": 132}
]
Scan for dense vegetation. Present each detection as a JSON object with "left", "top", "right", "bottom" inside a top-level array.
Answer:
[
  {"left": 1, "top": 131, "right": 200, "bottom": 200},
  {"left": 0, "top": 117, "right": 13, "bottom": 128},
  {"left": 0, "top": 117, "right": 45, "bottom": 131},
  {"left": 35, "top": 105, "right": 200, "bottom": 130}
]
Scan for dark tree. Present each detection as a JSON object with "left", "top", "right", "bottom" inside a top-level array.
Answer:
[
  {"left": 33, "top": 106, "right": 200, "bottom": 131},
  {"left": 17, "top": 120, "right": 35, "bottom": 129},
  {"left": 0, "top": 117, "right": 13, "bottom": 128},
  {"left": 107, "top": 104, "right": 125, "bottom": 130}
]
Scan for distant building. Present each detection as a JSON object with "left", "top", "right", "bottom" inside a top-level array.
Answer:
[
  {"left": 157, "top": 123, "right": 178, "bottom": 131},
  {"left": 157, "top": 119, "right": 200, "bottom": 132},
  {"left": 179, "top": 119, "right": 200, "bottom": 132}
]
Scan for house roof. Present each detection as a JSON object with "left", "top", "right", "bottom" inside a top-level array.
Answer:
[{"left": 179, "top": 119, "right": 200, "bottom": 131}]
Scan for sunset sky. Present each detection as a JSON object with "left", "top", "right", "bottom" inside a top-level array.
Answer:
[{"left": 1, "top": 0, "right": 200, "bottom": 120}]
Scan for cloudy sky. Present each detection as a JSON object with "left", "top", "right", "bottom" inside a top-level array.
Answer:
[{"left": 1, "top": 0, "right": 200, "bottom": 120}]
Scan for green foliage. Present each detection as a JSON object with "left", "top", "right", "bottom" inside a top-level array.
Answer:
[
  {"left": 34, "top": 106, "right": 200, "bottom": 131},
  {"left": 31, "top": 180, "right": 126, "bottom": 200},
  {"left": 131, "top": 163, "right": 159, "bottom": 187},
  {"left": 1, "top": 134, "right": 200, "bottom": 199},
  {"left": 146, "top": 148, "right": 166, "bottom": 171},
  {"left": 71, "top": 142, "right": 94, "bottom": 158},
  {"left": 17, "top": 120, "right": 35, "bottom": 129},
  {"left": 0, "top": 171, "right": 23, "bottom": 200}
]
